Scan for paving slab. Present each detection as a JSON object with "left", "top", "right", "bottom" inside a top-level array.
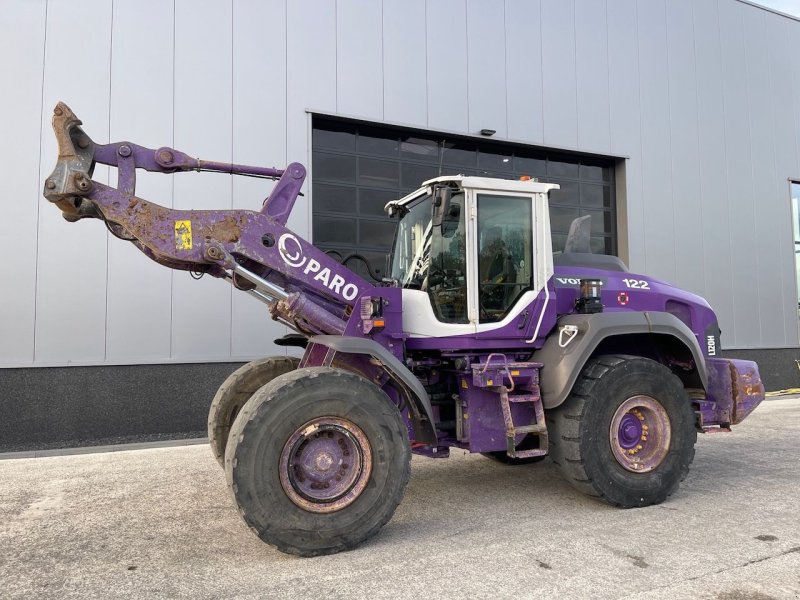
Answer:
[{"left": 1, "top": 399, "right": 799, "bottom": 599}]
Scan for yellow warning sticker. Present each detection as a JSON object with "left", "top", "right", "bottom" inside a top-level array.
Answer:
[
  {"left": 175, "top": 220, "right": 192, "bottom": 250},
  {"left": 511, "top": 370, "right": 520, "bottom": 376},
  {"left": 461, "top": 379, "right": 468, "bottom": 389}
]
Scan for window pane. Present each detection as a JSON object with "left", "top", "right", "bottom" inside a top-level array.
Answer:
[
  {"left": 478, "top": 150, "right": 513, "bottom": 172},
  {"left": 550, "top": 206, "right": 580, "bottom": 233},
  {"left": 358, "top": 157, "right": 399, "bottom": 188},
  {"left": 401, "top": 136, "right": 439, "bottom": 162},
  {"left": 582, "top": 209, "right": 614, "bottom": 235},
  {"left": 590, "top": 236, "right": 614, "bottom": 255},
  {"left": 548, "top": 180, "right": 580, "bottom": 205},
  {"left": 791, "top": 183, "right": 800, "bottom": 317},
  {"left": 548, "top": 159, "right": 579, "bottom": 178},
  {"left": 313, "top": 152, "right": 356, "bottom": 183},
  {"left": 514, "top": 155, "right": 547, "bottom": 177},
  {"left": 580, "top": 161, "right": 612, "bottom": 182},
  {"left": 359, "top": 218, "right": 398, "bottom": 247},
  {"left": 313, "top": 123, "right": 355, "bottom": 152},
  {"left": 428, "top": 193, "right": 468, "bottom": 323},
  {"left": 315, "top": 183, "right": 356, "bottom": 213},
  {"left": 552, "top": 233, "right": 567, "bottom": 253},
  {"left": 358, "top": 128, "right": 399, "bottom": 156},
  {"left": 359, "top": 188, "right": 399, "bottom": 216},
  {"left": 312, "top": 215, "right": 356, "bottom": 244},
  {"left": 402, "top": 162, "right": 440, "bottom": 188},
  {"left": 442, "top": 141, "right": 478, "bottom": 168},
  {"left": 477, "top": 194, "right": 533, "bottom": 323},
  {"left": 581, "top": 183, "right": 612, "bottom": 208}
]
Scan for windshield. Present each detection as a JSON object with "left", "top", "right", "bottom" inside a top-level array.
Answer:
[
  {"left": 389, "top": 189, "right": 468, "bottom": 323},
  {"left": 389, "top": 193, "right": 432, "bottom": 288}
]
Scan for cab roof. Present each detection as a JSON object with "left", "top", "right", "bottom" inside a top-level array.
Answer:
[
  {"left": 421, "top": 175, "right": 560, "bottom": 195},
  {"left": 385, "top": 175, "right": 560, "bottom": 213}
]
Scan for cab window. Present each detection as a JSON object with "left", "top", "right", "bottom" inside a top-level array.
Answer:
[
  {"left": 427, "top": 192, "right": 468, "bottom": 323},
  {"left": 477, "top": 194, "right": 533, "bottom": 323}
]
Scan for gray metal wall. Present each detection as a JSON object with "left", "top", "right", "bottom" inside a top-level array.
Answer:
[{"left": 2, "top": 0, "right": 798, "bottom": 371}]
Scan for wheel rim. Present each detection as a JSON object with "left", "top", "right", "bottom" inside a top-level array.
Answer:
[
  {"left": 609, "top": 395, "right": 671, "bottom": 473},
  {"left": 279, "top": 417, "right": 372, "bottom": 513}
]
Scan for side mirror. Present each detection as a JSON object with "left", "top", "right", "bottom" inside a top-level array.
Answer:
[
  {"left": 432, "top": 185, "right": 452, "bottom": 227},
  {"left": 441, "top": 202, "right": 461, "bottom": 239}
]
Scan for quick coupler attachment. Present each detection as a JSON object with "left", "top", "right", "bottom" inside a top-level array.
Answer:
[{"left": 43, "top": 102, "right": 97, "bottom": 222}]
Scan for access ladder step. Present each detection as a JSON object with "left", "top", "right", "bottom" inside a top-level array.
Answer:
[
  {"left": 512, "top": 424, "right": 548, "bottom": 435},
  {"left": 507, "top": 392, "right": 540, "bottom": 403},
  {"left": 507, "top": 447, "right": 548, "bottom": 459},
  {"left": 471, "top": 359, "right": 542, "bottom": 389},
  {"left": 498, "top": 387, "right": 549, "bottom": 460}
]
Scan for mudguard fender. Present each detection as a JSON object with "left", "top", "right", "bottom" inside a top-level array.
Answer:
[
  {"left": 305, "top": 335, "right": 437, "bottom": 445},
  {"left": 533, "top": 312, "right": 709, "bottom": 409}
]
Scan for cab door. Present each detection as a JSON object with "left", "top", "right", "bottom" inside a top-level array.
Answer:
[{"left": 469, "top": 191, "right": 548, "bottom": 341}]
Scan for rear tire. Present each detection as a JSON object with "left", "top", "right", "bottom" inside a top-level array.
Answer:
[
  {"left": 208, "top": 356, "right": 299, "bottom": 467},
  {"left": 548, "top": 355, "right": 696, "bottom": 507},
  {"left": 225, "top": 367, "right": 410, "bottom": 557}
]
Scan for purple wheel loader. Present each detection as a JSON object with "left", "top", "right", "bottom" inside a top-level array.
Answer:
[{"left": 43, "top": 103, "right": 764, "bottom": 557}]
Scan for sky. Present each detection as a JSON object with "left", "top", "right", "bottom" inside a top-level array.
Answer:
[{"left": 752, "top": 0, "right": 800, "bottom": 17}]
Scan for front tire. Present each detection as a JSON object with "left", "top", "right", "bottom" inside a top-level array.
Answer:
[
  {"left": 225, "top": 367, "right": 410, "bottom": 557},
  {"left": 548, "top": 355, "right": 696, "bottom": 507}
]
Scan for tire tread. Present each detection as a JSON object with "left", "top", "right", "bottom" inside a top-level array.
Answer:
[
  {"left": 549, "top": 354, "right": 697, "bottom": 507},
  {"left": 225, "top": 367, "right": 410, "bottom": 557},
  {"left": 207, "top": 356, "right": 299, "bottom": 466}
]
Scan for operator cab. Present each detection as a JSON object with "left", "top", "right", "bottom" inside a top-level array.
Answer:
[{"left": 386, "top": 176, "right": 559, "bottom": 341}]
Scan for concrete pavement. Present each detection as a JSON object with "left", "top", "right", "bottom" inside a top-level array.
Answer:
[{"left": 1, "top": 399, "right": 799, "bottom": 599}]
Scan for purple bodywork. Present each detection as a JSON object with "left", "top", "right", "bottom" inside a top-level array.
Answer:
[{"left": 43, "top": 102, "right": 764, "bottom": 458}]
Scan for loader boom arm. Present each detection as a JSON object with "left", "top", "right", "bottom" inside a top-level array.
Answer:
[{"left": 43, "top": 102, "right": 374, "bottom": 337}]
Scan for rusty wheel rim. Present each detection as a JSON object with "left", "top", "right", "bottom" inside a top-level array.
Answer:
[
  {"left": 279, "top": 417, "right": 372, "bottom": 513},
  {"left": 609, "top": 395, "right": 671, "bottom": 473}
]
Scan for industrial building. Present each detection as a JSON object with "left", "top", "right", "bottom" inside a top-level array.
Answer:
[{"left": 2, "top": 0, "right": 799, "bottom": 449}]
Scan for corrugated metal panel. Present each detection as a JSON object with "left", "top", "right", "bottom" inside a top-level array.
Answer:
[
  {"left": 106, "top": 0, "right": 174, "bottom": 363},
  {"left": 505, "top": 0, "right": 544, "bottom": 144},
  {"left": 466, "top": 0, "right": 507, "bottom": 138},
  {"left": 171, "top": 0, "right": 233, "bottom": 360},
  {"left": 286, "top": 0, "right": 336, "bottom": 237},
  {"left": 745, "top": 8, "right": 782, "bottom": 347},
  {"left": 607, "top": 0, "right": 644, "bottom": 272},
  {"left": 7, "top": 0, "right": 800, "bottom": 369},
  {"left": 230, "top": 0, "right": 289, "bottom": 358},
  {"left": 336, "top": 0, "right": 383, "bottom": 121},
  {"left": 719, "top": 0, "right": 760, "bottom": 347},
  {"left": 426, "top": 0, "right": 469, "bottom": 132},
  {"left": 666, "top": 0, "right": 705, "bottom": 297},
  {"left": 34, "top": 0, "right": 112, "bottom": 364},
  {"left": 575, "top": 0, "right": 611, "bottom": 154},
  {"left": 541, "top": 0, "right": 578, "bottom": 148},
  {"left": 763, "top": 11, "right": 797, "bottom": 347},
  {"left": 745, "top": 9, "right": 784, "bottom": 347},
  {"left": 693, "top": 0, "right": 737, "bottom": 344},
  {"left": 0, "top": 1, "right": 46, "bottom": 364},
  {"left": 781, "top": 16, "right": 800, "bottom": 346},
  {"left": 637, "top": 0, "right": 677, "bottom": 284},
  {"left": 382, "top": 0, "right": 427, "bottom": 125}
]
